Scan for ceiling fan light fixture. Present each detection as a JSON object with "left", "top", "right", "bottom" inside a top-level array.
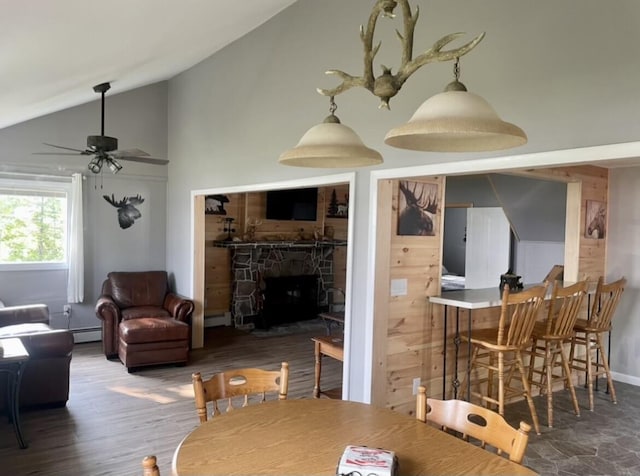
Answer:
[
  {"left": 106, "top": 157, "right": 122, "bottom": 174},
  {"left": 88, "top": 156, "right": 102, "bottom": 174}
]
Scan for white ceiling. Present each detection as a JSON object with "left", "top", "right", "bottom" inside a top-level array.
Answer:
[{"left": 0, "top": 0, "right": 299, "bottom": 130}]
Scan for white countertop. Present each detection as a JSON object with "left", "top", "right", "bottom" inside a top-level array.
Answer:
[
  {"left": 429, "top": 287, "right": 506, "bottom": 309},
  {"left": 429, "top": 280, "right": 593, "bottom": 310}
]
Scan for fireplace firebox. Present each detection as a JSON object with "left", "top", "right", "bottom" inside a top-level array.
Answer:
[{"left": 257, "top": 275, "right": 319, "bottom": 329}]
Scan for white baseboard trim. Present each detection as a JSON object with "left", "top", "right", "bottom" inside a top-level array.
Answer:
[
  {"left": 72, "top": 327, "right": 102, "bottom": 343},
  {"left": 205, "top": 312, "right": 232, "bottom": 328},
  {"left": 611, "top": 371, "right": 640, "bottom": 387}
]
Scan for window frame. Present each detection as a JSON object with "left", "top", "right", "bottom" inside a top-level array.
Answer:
[{"left": 0, "top": 177, "right": 72, "bottom": 271}]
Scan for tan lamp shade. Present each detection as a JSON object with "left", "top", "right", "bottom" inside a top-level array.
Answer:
[
  {"left": 384, "top": 90, "right": 527, "bottom": 152},
  {"left": 279, "top": 118, "right": 383, "bottom": 168}
]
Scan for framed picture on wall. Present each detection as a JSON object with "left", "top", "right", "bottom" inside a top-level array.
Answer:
[
  {"left": 326, "top": 188, "right": 348, "bottom": 218},
  {"left": 205, "top": 194, "right": 229, "bottom": 215},
  {"left": 585, "top": 199, "right": 606, "bottom": 239},
  {"left": 397, "top": 180, "right": 438, "bottom": 236}
]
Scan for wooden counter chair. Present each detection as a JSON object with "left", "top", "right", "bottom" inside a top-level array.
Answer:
[
  {"left": 317, "top": 287, "right": 345, "bottom": 335},
  {"left": 459, "top": 284, "right": 547, "bottom": 435},
  {"left": 415, "top": 386, "right": 531, "bottom": 464},
  {"left": 527, "top": 280, "right": 588, "bottom": 427},
  {"left": 569, "top": 276, "right": 626, "bottom": 411},
  {"left": 192, "top": 362, "right": 289, "bottom": 423},
  {"left": 141, "top": 455, "right": 160, "bottom": 476}
]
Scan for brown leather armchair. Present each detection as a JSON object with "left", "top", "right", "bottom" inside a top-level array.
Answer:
[
  {"left": 95, "top": 271, "right": 195, "bottom": 371},
  {"left": 0, "top": 304, "right": 74, "bottom": 409}
]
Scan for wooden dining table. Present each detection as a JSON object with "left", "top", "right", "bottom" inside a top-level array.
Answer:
[{"left": 172, "top": 399, "right": 537, "bottom": 476}]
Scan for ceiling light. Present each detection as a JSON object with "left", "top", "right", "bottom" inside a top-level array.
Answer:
[
  {"left": 106, "top": 157, "right": 122, "bottom": 174},
  {"left": 384, "top": 58, "right": 527, "bottom": 152},
  {"left": 280, "top": 0, "right": 526, "bottom": 168},
  {"left": 278, "top": 96, "right": 382, "bottom": 168},
  {"left": 88, "top": 156, "right": 102, "bottom": 174}
]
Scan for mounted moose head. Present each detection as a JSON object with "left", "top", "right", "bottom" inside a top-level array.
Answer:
[
  {"left": 397, "top": 180, "right": 438, "bottom": 236},
  {"left": 103, "top": 194, "right": 145, "bottom": 229}
]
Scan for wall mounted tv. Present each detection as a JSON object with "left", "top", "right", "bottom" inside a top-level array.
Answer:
[{"left": 266, "top": 187, "right": 318, "bottom": 221}]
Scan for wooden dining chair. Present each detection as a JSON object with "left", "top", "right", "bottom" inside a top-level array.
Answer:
[
  {"left": 569, "top": 276, "right": 626, "bottom": 411},
  {"left": 192, "top": 362, "right": 289, "bottom": 423},
  {"left": 527, "top": 280, "right": 588, "bottom": 427},
  {"left": 459, "top": 283, "right": 547, "bottom": 435},
  {"left": 141, "top": 455, "right": 160, "bottom": 476},
  {"left": 415, "top": 386, "right": 531, "bottom": 464}
]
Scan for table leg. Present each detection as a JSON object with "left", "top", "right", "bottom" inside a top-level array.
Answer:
[{"left": 313, "top": 341, "right": 322, "bottom": 398}]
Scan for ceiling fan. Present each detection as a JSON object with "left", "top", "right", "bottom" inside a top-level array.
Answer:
[{"left": 35, "top": 82, "right": 169, "bottom": 174}]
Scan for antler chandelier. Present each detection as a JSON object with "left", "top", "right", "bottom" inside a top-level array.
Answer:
[{"left": 279, "top": 0, "right": 527, "bottom": 168}]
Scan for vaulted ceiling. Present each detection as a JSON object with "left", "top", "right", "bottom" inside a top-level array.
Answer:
[{"left": 0, "top": 0, "right": 299, "bottom": 130}]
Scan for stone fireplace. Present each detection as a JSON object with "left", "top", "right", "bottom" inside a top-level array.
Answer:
[{"left": 214, "top": 241, "right": 343, "bottom": 328}]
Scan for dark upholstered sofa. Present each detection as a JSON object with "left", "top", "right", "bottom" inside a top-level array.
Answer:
[
  {"left": 95, "top": 271, "right": 194, "bottom": 371},
  {"left": 0, "top": 304, "right": 74, "bottom": 409}
]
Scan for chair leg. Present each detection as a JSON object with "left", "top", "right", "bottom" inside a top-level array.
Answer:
[
  {"left": 498, "top": 351, "right": 505, "bottom": 417},
  {"left": 516, "top": 350, "right": 541, "bottom": 435},
  {"left": 585, "top": 332, "right": 595, "bottom": 411},
  {"left": 594, "top": 333, "right": 617, "bottom": 405},
  {"left": 545, "top": 342, "right": 554, "bottom": 428},
  {"left": 559, "top": 343, "right": 581, "bottom": 418}
]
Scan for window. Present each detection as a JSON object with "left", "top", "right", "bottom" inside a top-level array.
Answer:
[{"left": 0, "top": 178, "right": 71, "bottom": 270}]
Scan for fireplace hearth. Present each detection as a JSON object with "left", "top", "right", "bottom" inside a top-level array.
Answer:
[{"left": 256, "top": 275, "right": 319, "bottom": 329}]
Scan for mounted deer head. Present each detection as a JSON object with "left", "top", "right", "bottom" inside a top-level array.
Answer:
[{"left": 398, "top": 180, "right": 438, "bottom": 236}]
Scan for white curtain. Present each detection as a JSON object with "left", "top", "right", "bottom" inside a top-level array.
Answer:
[{"left": 67, "top": 173, "right": 84, "bottom": 303}]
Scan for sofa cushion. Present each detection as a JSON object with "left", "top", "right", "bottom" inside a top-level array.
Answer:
[
  {"left": 0, "top": 324, "right": 74, "bottom": 358},
  {"left": 122, "top": 306, "right": 171, "bottom": 320},
  {"left": 119, "top": 317, "right": 189, "bottom": 344}
]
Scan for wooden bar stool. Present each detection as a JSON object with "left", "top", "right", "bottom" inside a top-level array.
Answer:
[
  {"left": 569, "top": 276, "right": 626, "bottom": 411},
  {"left": 527, "top": 280, "right": 588, "bottom": 427},
  {"left": 460, "top": 284, "right": 547, "bottom": 435}
]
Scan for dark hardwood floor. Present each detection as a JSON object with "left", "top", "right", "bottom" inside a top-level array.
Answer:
[
  {"left": 1, "top": 320, "right": 638, "bottom": 475},
  {"left": 0, "top": 321, "right": 342, "bottom": 475}
]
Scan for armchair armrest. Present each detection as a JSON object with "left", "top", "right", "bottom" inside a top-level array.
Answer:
[
  {"left": 163, "top": 293, "right": 195, "bottom": 323},
  {"left": 0, "top": 304, "right": 49, "bottom": 327},
  {"left": 95, "top": 295, "right": 122, "bottom": 358}
]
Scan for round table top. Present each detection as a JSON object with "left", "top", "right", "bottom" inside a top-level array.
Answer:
[{"left": 172, "top": 399, "right": 536, "bottom": 476}]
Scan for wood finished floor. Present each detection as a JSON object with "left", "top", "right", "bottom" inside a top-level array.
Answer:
[
  {"left": 1, "top": 321, "right": 639, "bottom": 475},
  {"left": 0, "top": 322, "right": 343, "bottom": 476}
]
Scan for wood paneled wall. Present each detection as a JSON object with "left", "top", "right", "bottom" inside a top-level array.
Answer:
[
  {"left": 372, "top": 166, "right": 608, "bottom": 415},
  {"left": 204, "top": 185, "right": 350, "bottom": 317},
  {"left": 372, "top": 177, "right": 445, "bottom": 414}
]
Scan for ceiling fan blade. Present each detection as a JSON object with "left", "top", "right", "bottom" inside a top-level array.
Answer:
[
  {"left": 112, "top": 148, "right": 150, "bottom": 158},
  {"left": 110, "top": 154, "right": 169, "bottom": 165},
  {"left": 33, "top": 152, "right": 89, "bottom": 156},
  {"left": 43, "top": 142, "right": 91, "bottom": 155}
]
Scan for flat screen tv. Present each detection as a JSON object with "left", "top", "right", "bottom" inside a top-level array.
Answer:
[{"left": 266, "top": 187, "right": 318, "bottom": 221}]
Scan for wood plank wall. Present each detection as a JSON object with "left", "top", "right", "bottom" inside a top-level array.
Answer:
[
  {"left": 203, "top": 185, "right": 350, "bottom": 317},
  {"left": 372, "top": 177, "right": 445, "bottom": 413},
  {"left": 373, "top": 166, "right": 608, "bottom": 415}
]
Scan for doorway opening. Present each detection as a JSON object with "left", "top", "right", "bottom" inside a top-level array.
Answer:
[{"left": 190, "top": 172, "right": 355, "bottom": 398}]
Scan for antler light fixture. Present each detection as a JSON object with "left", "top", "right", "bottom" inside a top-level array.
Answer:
[{"left": 279, "top": 0, "right": 527, "bottom": 168}]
